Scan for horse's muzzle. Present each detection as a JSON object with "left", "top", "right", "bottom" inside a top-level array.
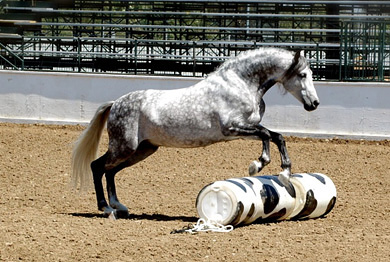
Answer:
[{"left": 304, "top": 100, "right": 320, "bottom": 111}]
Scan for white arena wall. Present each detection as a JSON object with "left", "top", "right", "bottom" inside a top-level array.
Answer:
[{"left": 1, "top": 70, "right": 390, "bottom": 140}]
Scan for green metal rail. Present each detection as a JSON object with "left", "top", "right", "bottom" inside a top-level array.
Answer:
[
  {"left": 340, "top": 21, "right": 390, "bottom": 81},
  {"left": 1, "top": 0, "right": 390, "bottom": 81},
  {"left": 2, "top": 36, "right": 340, "bottom": 79}
]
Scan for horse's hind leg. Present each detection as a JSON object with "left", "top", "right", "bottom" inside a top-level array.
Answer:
[
  {"left": 104, "top": 162, "right": 131, "bottom": 218},
  {"left": 91, "top": 152, "right": 130, "bottom": 217},
  {"left": 104, "top": 141, "right": 159, "bottom": 218},
  {"left": 91, "top": 153, "right": 113, "bottom": 215}
]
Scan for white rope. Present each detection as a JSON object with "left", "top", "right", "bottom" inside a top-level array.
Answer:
[
  {"left": 183, "top": 218, "right": 234, "bottom": 234},
  {"left": 109, "top": 210, "right": 233, "bottom": 233}
]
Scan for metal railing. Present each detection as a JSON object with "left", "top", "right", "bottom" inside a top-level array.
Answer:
[
  {"left": 1, "top": 0, "right": 390, "bottom": 81},
  {"left": 2, "top": 36, "right": 340, "bottom": 79},
  {"left": 0, "top": 41, "right": 24, "bottom": 70},
  {"left": 340, "top": 21, "right": 390, "bottom": 81}
]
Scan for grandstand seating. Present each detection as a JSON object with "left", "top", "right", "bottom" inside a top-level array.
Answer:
[{"left": 0, "top": 0, "right": 389, "bottom": 80}]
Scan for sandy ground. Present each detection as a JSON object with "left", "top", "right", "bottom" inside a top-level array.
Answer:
[{"left": 0, "top": 123, "right": 389, "bottom": 261}]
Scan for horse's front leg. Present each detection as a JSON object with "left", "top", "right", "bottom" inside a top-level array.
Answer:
[
  {"left": 224, "top": 125, "right": 292, "bottom": 186},
  {"left": 267, "top": 129, "right": 292, "bottom": 186},
  {"left": 249, "top": 139, "right": 271, "bottom": 175}
]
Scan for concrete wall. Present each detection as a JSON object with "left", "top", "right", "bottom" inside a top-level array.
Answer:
[{"left": 1, "top": 70, "right": 389, "bottom": 140}]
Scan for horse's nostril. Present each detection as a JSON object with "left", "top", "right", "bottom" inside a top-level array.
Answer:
[{"left": 304, "top": 100, "right": 319, "bottom": 111}]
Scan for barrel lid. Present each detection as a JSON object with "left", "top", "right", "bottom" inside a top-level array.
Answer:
[{"left": 196, "top": 181, "right": 240, "bottom": 225}]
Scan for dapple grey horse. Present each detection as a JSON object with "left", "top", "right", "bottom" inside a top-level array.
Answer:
[{"left": 72, "top": 47, "right": 320, "bottom": 218}]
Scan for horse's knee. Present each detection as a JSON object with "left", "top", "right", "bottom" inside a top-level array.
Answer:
[
  {"left": 271, "top": 132, "right": 285, "bottom": 144},
  {"left": 281, "top": 159, "right": 291, "bottom": 169}
]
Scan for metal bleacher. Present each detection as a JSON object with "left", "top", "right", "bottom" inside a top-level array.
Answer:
[{"left": 0, "top": 0, "right": 389, "bottom": 81}]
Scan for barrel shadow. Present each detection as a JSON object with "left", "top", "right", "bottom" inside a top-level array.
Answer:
[{"left": 68, "top": 212, "right": 198, "bottom": 223}]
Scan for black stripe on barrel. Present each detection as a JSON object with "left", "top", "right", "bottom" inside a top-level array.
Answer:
[
  {"left": 321, "top": 196, "right": 337, "bottom": 218},
  {"left": 260, "top": 184, "right": 280, "bottom": 214},
  {"left": 291, "top": 189, "right": 318, "bottom": 220},
  {"left": 229, "top": 201, "right": 244, "bottom": 226},
  {"left": 307, "top": 173, "right": 326, "bottom": 184},
  {"left": 241, "top": 203, "right": 256, "bottom": 224},
  {"left": 226, "top": 179, "right": 247, "bottom": 192}
]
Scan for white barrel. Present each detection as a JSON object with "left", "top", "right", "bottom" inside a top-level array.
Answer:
[
  {"left": 288, "top": 173, "right": 337, "bottom": 220},
  {"left": 196, "top": 173, "right": 337, "bottom": 226},
  {"left": 241, "top": 176, "right": 296, "bottom": 224},
  {"left": 195, "top": 179, "right": 256, "bottom": 226}
]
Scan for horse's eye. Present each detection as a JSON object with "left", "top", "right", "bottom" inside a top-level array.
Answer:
[{"left": 299, "top": 73, "right": 307, "bottom": 78}]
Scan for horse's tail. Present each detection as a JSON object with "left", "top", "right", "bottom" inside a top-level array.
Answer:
[{"left": 71, "top": 101, "right": 114, "bottom": 191}]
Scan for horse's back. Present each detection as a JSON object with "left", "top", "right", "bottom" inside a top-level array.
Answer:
[
  {"left": 107, "top": 86, "right": 228, "bottom": 148},
  {"left": 142, "top": 88, "right": 226, "bottom": 147}
]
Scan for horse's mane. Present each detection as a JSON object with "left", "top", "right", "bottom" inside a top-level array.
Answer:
[
  {"left": 217, "top": 47, "right": 292, "bottom": 72},
  {"left": 207, "top": 47, "right": 308, "bottom": 96},
  {"left": 215, "top": 47, "right": 307, "bottom": 80}
]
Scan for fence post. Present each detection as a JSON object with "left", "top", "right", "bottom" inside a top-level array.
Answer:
[
  {"left": 378, "top": 22, "right": 385, "bottom": 81},
  {"left": 134, "top": 39, "right": 138, "bottom": 75},
  {"left": 21, "top": 36, "right": 24, "bottom": 70},
  {"left": 77, "top": 37, "right": 81, "bottom": 72},
  {"left": 315, "top": 43, "right": 319, "bottom": 80},
  {"left": 192, "top": 41, "right": 196, "bottom": 77}
]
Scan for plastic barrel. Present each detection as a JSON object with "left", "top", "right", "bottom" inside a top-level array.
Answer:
[
  {"left": 196, "top": 173, "right": 337, "bottom": 226},
  {"left": 288, "top": 173, "right": 337, "bottom": 220}
]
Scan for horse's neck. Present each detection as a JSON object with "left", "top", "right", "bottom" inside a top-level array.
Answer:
[
  {"left": 205, "top": 50, "right": 290, "bottom": 97},
  {"left": 233, "top": 52, "right": 288, "bottom": 89},
  {"left": 243, "top": 65, "right": 284, "bottom": 98}
]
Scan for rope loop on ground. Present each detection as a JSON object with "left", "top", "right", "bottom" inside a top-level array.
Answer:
[{"left": 171, "top": 218, "right": 233, "bottom": 234}]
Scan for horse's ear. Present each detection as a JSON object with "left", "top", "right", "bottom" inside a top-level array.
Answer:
[
  {"left": 294, "top": 51, "right": 301, "bottom": 62},
  {"left": 283, "top": 50, "right": 303, "bottom": 80}
]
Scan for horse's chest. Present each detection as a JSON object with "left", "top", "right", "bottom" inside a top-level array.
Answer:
[{"left": 219, "top": 94, "right": 261, "bottom": 124}]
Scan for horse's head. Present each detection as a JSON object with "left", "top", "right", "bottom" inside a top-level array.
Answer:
[{"left": 279, "top": 51, "right": 320, "bottom": 111}]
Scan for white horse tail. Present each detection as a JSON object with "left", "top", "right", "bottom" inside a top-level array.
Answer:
[{"left": 71, "top": 101, "right": 114, "bottom": 191}]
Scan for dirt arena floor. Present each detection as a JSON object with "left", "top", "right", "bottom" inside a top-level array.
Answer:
[{"left": 0, "top": 123, "right": 389, "bottom": 261}]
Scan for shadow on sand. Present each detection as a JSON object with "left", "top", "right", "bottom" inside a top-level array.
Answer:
[{"left": 68, "top": 212, "right": 198, "bottom": 223}]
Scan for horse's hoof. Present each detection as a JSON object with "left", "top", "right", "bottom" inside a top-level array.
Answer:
[
  {"left": 109, "top": 203, "right": 129, "bottom": 219},
  {"left": 103, "top": 209, "right": 129, "bottom": 220},
  {"left": 278, "top": 170, "right": 291, "bottom": 187},
  {"left": 248, "top": 161, "right": 262, "bottom": 176},
  {"left": 115, "top": 209, "right": 130, "bottom": 219},
  {"left": 102, "top": 206, "right": 116, "bottom": 219},
  {"left": 108, "top": 211, "right": 117, "bottom": 220}
]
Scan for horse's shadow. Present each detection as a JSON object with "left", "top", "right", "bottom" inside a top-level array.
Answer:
[{"left": 68, "top": 212, "right": 198, "bottom": 223}]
